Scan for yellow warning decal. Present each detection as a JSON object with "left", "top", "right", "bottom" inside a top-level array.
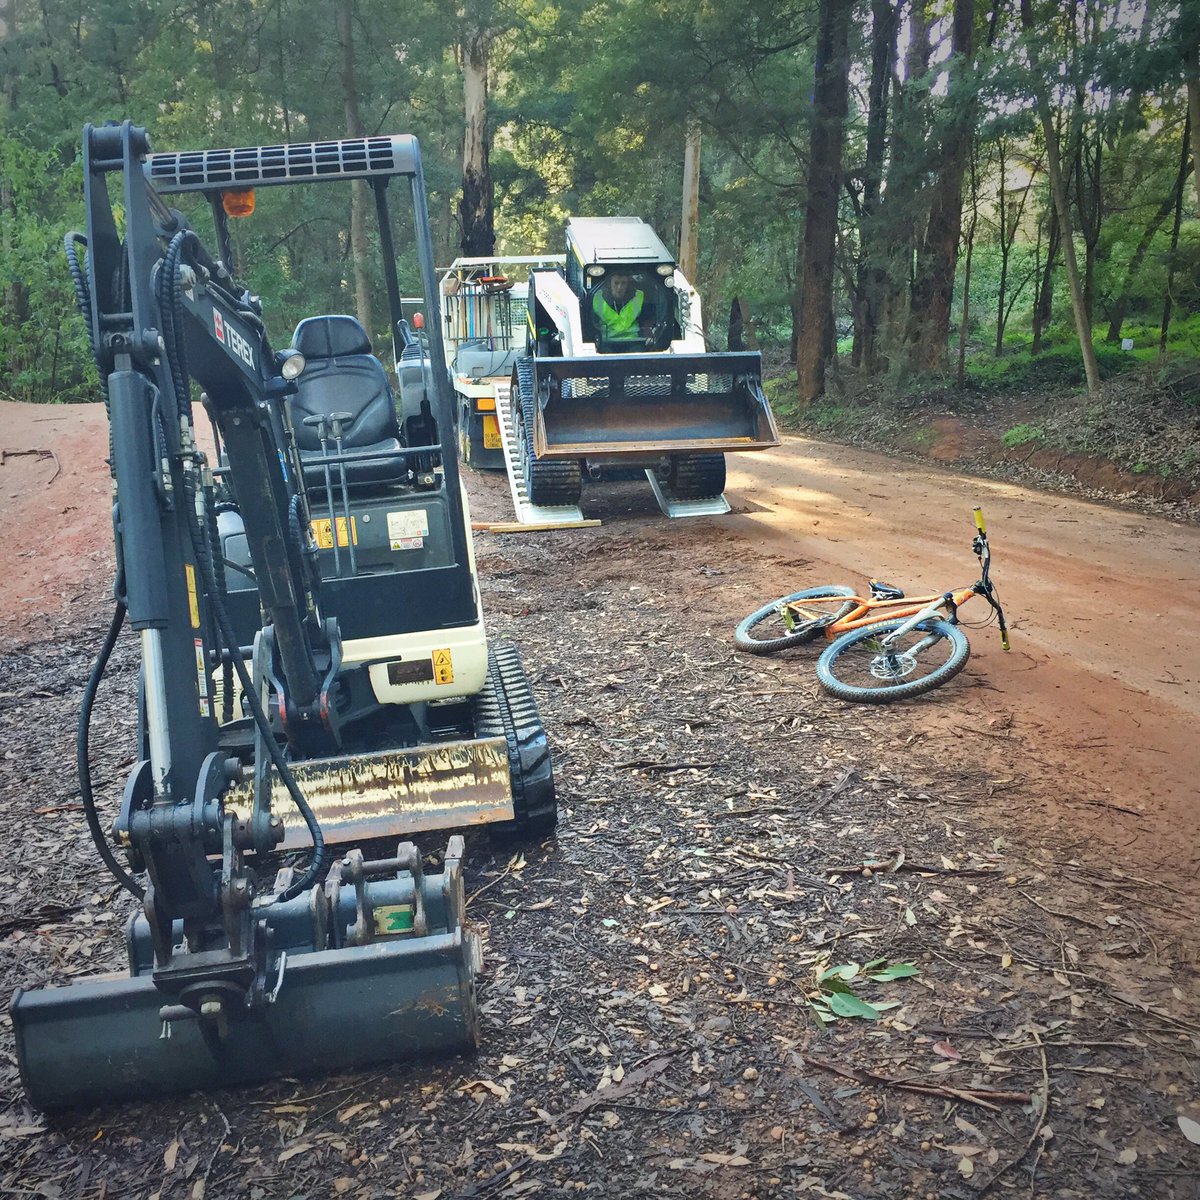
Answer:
[
  {"left": 432, "top": 648, "right": 454, "bottom": 685},
  {"left": 185, "top": 563, "right": 200, "bottom": 629},
  {"left": 482, "top": 414, "right": 502, "bottom": 450},
  {"left": 311, "top": 516, "right": 358, "bottom": 549}
]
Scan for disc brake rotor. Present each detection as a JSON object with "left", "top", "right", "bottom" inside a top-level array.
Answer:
[{"left": 869, "top": 650, "right": 918, "bottom": 681}]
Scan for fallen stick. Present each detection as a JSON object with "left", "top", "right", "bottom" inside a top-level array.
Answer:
[
  {"left": 472, "top": 519, "right": 601, "bottom": 533},
  {"left": 0, "top": 446, "right": 61, "bottom": 482},
  {"left": 976, "top": 1028, "right": 1050, "bottom": 1195},
  {"left": 614, "top": 759, "right": 718, "bottom": 772},
  {"left": 803, "top": 1055, "right": 1032, "bottom": 1111},
  {"left": 558, "top": 1050, "right": 678, "bottom": 1120}
]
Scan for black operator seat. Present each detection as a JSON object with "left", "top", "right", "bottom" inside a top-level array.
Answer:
[{"left": 289, "top": 315, "right": 408, "bottom": 489}]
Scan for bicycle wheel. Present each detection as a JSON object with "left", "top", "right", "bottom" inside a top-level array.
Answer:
[
  {"left": 816, "top": 617, "right": 970, "bottom": 703},
  {"left": 734, "top": 586, "right": 857, "bottom": 654}
]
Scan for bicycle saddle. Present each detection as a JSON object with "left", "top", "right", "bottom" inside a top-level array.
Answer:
[{"left": 868, "top": 580, "right": 906, "bottom": 600}]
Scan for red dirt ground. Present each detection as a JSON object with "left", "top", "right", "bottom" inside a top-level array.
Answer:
[{"left": 1, "top": 398, "right": 1196, "bottom": 888}]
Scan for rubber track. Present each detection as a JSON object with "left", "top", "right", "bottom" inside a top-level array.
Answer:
[
  {"left": 515, "top": 357, "right": 582, "bottom": 507},
  {"left": 472, "top": 641, "right": 557, "bottom": 837},
  {"left": 669, "top": 453, "right": 726, "bottom": 501}
]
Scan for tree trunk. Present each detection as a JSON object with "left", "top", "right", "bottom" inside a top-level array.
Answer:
[
  {"left": 852, "top": 0, "right": 900, "bottom": 375},
  {"left": 1021, "top": 0, "right": 1100, "bottom": 394},
  {"left": 336, "top": 0, "right": 374, "bottom": 337},
  {"left": 1160, "top": 110, "right": 1191, "bottom": 359},
  {"left": 1188, "top": 72, "right": 1200, "bottom": 212},
  {"left": 880, "top": 0, "right": 932, "bottom": 368},
  {"left": 1073, "top": 112, "right": 1102, "bottom": 326},
  {"left": 728, "top": 297, "right": 759, "bottom": 352},
  {"left": 460, "top": 23, "right": 495, "bottom": 257},
  {"left": 1032, "top": 198, "right": 1059, "bottom": 356},
  {"left": 679, "top": 117, "right": 701, "bottom": 282},
  {"left": 958, "top": 145, "right": 979, "bottom": 386},
  {"left": 906, "top": 0, "right": 974, "bottom": 372},
  {"left": 995, "top": 144, "right": 1010, "bottom": 355},
  {"left": 795, "top": 0, "right": 852, "bottom": 405}
]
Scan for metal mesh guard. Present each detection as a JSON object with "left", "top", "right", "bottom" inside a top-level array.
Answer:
[
  {"left": 147, "top": 137, "right": 399, "bottom": 190},
  {"left": 568, "top": 373, "right": 735, "bottom": 399}
]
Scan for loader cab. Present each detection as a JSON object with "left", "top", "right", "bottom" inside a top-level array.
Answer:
[{"left": 564, "top": 217, "right": 681, "bottom": 353}]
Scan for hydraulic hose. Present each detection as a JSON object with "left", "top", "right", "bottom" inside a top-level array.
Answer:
[
  {"left": 77, "top": 600, "right": 144, "bottom": 899},
  {"left": 64, "top": 233, "right": 94, "bottom": 347}
]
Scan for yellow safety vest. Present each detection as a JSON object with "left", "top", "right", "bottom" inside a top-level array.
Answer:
[{"left": 593, "top": 288, "right": 644, "bottom": 339}]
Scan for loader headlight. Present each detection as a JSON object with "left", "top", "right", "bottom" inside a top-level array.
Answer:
[
  {"left": 657, "top": 264, "right": 674, "bottom": 276},
  {"left": 279, "top": 349, "right": 306, "bottom": 380},
  {"left": 585, "top": 265, "right": 605, "bottom": 278}
]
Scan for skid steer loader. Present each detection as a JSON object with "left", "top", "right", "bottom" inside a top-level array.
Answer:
[
  {"left": 9, "top": 122, "right": 555, "bottom": 1110},
  {"left": 515, "top": 217, "right": 779, "bottom": 516}
]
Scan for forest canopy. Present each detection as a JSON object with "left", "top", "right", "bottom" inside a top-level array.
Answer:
[{"left": 1, "top": 0, "right": 1197, "bottom": 406}]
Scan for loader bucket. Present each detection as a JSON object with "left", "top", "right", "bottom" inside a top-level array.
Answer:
[
  {"left": 10, "top": 841, "right": 480, "bottom": 1110},
  {"left": 530, "top": 351, "right": 780, "bottom": 459}
]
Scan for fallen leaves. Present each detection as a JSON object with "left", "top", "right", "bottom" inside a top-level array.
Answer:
[
  {"left": 668, "top": 1142, "right": 752, "bottom": 1171},
  {"left": 458, "top": 1079, "right": 513, "bottom": 1104}
]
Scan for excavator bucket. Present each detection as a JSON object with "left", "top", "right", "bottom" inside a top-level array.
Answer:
[
  {"left": 530, "top": 351, "right": 779, "bottom": 459},
  {"left": 11, "top": 839, "right": 480, "bottom": 1110}
]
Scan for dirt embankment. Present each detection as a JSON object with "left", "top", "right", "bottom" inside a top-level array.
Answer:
[{"left": 780, "top": 370, "right": 1200, "bottom": 517}]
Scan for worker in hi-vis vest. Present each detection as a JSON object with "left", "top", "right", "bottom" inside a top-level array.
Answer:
[{"left": 593, "top": 273, "right": 649, "bottom": 345}]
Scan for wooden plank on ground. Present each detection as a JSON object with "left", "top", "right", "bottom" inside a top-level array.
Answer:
[{"left": 472, "top": 519, "right": 601, "bottom": 533}]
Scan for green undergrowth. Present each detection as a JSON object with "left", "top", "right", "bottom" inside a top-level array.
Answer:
[{"left": 963, "top": 342, "right": 1131, "bottom": 390}]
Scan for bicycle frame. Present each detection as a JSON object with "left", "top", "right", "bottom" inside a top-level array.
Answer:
[
  {"left": 824, "top": 586, "right": 979, "bottom": 638},
  {"left": 783, "top": 507, "right": 1009, "bottom": 651}
]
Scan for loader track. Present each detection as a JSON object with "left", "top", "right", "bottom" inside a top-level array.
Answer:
[
  {"left": 472, "top": 640, "right": 557, "bottom": 838},
  {"left": 515, "top": 357, "right": 582, "bottom": 508},
  {"left": 667, "top": 452, "right": 727, "bottom": 501}
]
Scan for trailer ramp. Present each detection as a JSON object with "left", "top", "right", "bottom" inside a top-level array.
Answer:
[{"left": 494, "top": 381, "right": 589, "bottom": 527}]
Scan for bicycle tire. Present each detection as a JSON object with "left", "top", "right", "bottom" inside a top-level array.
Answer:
[
  {"left": 816, "top": 617, "right": 970, "bottom": 703},
  {"left": 733, "top": 586, "right": 857, "bottom": 655}
]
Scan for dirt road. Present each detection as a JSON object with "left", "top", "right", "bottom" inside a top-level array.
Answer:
[
  {"left": 721, "top": 442, "right": 1200, "bottom": 878},
  {"left": 4, "top": 400, "right": 1200, "bottom": 1197}
]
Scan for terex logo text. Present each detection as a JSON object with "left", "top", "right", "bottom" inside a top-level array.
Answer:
[{"left": 213, "top": 308, "right": 255, "bottom": 371}]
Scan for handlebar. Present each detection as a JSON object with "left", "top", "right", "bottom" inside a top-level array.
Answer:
[{"left": 972, "top": 507, "right": 1010, "bottom": 651}]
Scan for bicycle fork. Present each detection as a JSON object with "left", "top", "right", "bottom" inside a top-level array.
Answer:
[{"left": 876, "top": 592, "right": 956, "bottom": 660}]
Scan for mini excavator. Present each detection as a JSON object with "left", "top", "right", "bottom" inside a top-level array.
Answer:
[{"left": 10, "top": 121, "right": 555, "bottom": 1109}]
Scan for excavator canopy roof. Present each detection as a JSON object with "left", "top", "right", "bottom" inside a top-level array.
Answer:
[{"left": 567, "top": 217, "right": 674, "bottom": 267}]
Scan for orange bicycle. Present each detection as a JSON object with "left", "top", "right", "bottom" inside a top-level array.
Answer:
[{"left": 734, "top": 509, "right": 1010, "bottom": 702}]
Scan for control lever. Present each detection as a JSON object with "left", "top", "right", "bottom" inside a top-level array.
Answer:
[{"left": 326, "top": 411, "right": 358, "bottom": 575}]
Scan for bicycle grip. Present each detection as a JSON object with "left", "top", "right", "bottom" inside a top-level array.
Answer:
[{"left": 973, "top": 507, "right": 987, "bottom": 534}]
